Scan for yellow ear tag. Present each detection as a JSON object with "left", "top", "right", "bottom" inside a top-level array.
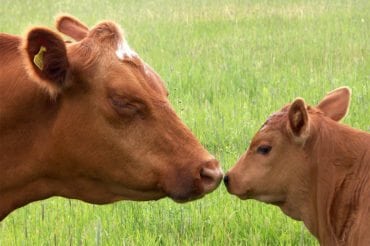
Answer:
[{"left": 33, "top": 46, "right": 47, "bottom": 70}]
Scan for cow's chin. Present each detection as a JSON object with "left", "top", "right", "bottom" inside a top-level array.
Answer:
[
  {"left": 66, "top": 180, "right": 209, "bottom": 204},
  {"left": 164, "top": 184, "right": 208, "bottom": 203},
  {"left": 64, "top": 184, "right": 168, "bottom": 204},
  {"left": 121, "top": 188, "right": 207, "bottom": 203},
  {"left": 236, "top": 190, "right": 286, "bottom": 205},
  {"left": 170, "top": 193, "right": 206, "bottom": 203},
  {"left": 104, "top": 182, "right": 168, "bottom": 202},
  {"left": 80, "top": 191, "right": 167, "bottom": 204},
  {"left": 121, "top": 191, "right": 167, "bottom": 202}
]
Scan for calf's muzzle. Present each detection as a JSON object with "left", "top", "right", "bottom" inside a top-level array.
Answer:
[{"left": 223, "top": 175, "right": 230, "bottom": 187}]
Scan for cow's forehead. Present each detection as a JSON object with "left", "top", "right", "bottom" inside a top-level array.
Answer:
[
  {"left": 259, "top": 110, "right": 287, "bottom": 132},
  {"left": 114, "top": 43, "right": 167, "bottom": 96},
  {"left": 113, "top": 36, "right": 152, "bottom": 76},
  {"left": 86, "top": 21, "right": 140, "bottom": 63},
  {"left": 71, "top": 21, "right": 166, "bottom": 96},
  {"left": 115, "top": 39, "right": 137, "bottom": 60}
]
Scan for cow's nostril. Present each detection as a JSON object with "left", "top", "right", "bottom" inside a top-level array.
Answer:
[
  {"left": 199, "top": 159, "right": 223, "bottom": 192},
  {"left": 200, "top": 167, "right": 217, "bottom": 185},
  {"left": 224, "top": 175, "right": 229, "bottom": 187}
]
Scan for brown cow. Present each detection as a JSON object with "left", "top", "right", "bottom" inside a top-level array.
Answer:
[
  {"left": 0, "top": 15, "right": 223, "bottom": 221},
  {"left": 224, "top": 87, "right": 370, "bottom": 245}
]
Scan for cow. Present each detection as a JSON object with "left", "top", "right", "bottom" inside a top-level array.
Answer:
[
  {"left": 224, "top": 87, "right": 370, "bottom": 245},
  {"left": 0, "top": 15, "right": 223, "bottom": 221}
]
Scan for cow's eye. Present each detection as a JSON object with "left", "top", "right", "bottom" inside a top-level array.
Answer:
[
  {"left": 257, "top": 145, "right": 272, "bottom": 155},
  {"left": 110, "top": 95, "right": 146, "bottom": 118}
]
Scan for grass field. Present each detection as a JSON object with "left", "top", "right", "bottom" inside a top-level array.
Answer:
[{"left": 0, "top": 0, "right": 369, "bottom": 245}]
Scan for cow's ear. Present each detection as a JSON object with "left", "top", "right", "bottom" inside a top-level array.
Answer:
[
  {"left": 56, "top": 14, "right": 89, "bottom": 41},
  {"left": 317, "top": 87, "right": 351, "bottom": 122},
  {"left": 23, "top": 27, "right": 69, "bottom": 97},
  {"left": 287, "top": 98, "right": 310, "bottom": 142}
]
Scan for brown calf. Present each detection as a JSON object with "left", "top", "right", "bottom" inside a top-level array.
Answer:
[
  {"left": 225, "top": 87, "right": 370, "bottom": 245},
  {"left": 0, "top": 15, "right": 223, "bottom": 221}
]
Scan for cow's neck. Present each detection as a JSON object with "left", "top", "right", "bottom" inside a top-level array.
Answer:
[
  {"left": 0, "top": 178, "right": 57, "bottom": 221},
  {"left": 0, "top": 73, "right": 60, "bottom": 221},
  {"left": 305, "top": 121, "right": 370, "bottom": 244}
]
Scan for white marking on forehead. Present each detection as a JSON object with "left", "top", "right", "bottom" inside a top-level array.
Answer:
[
  {"left": 116, "top": 40, "right": 137, "bottom": 60},
  {"left": 143, "top": 62, "right": 151, "bottom": 75},
  {"left": 115, "top": 39, "right": 150, "bottom": 75}
]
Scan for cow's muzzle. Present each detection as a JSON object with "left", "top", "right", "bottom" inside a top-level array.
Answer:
[{"left": 199, "top": 159, "right": 223, "bottom": 193}]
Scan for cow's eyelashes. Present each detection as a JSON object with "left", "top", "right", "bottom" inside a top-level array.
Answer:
[
  {"left": 109, "top": 96, "right": 145, "bottom": 117},
  {"left": 110, "top": 96, "right": 131, "bottom": 108},
  {"left": 257, "top": 145, "right": 272, "bottom": 155}
]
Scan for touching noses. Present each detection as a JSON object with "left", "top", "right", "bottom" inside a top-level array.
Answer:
[
  {"left": 223, "top": 174, "right": 230, "bottom": 187},
  {"left": 199, "top": 159, "right": 223, "bottom": 193}
]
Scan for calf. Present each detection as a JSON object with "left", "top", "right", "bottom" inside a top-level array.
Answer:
[
  {"left": 225, "top": 87, "right": 370, "bottom": 245},
  {"left": 0, "top": 15, "right": 223, "bottom": 221}
]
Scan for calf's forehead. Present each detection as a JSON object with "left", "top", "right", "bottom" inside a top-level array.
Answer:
[
  {"left": 249, "top": 106, "right": 292, "bottom": 147},
  {"left": 250, "top": 128, "right": 284, "bottom": 149},
  {"left": 251, "top": 103, "right": 324, "bottom": 147},
  {"left": 256, "top": 108, "right": 289, "bottom": 136}
]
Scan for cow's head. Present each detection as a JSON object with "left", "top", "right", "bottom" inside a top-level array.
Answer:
[
  {"left": 224, "top": 87, "right": 351, "bottom": 217},
  {"left": 21, "top": 15, "right": 223, "bottom": 203}
]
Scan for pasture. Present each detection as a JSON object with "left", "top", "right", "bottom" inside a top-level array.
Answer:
[{"left": 0, "top": 0, "right": 368, "bottom": 245}]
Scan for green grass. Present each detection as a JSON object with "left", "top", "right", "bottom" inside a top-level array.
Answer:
[{"left": 0, "top": 0, "right": 369, "bottom": 245}]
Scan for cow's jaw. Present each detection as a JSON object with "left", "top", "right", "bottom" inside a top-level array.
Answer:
[{"left": 253, "top": 194, "right": 286, "bottom": 204}]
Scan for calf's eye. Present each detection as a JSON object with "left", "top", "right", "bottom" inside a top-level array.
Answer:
[{"left": 257, "top": 145, "right": 272, "bottom": 155}]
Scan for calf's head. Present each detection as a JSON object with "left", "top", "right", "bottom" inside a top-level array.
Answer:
[
  {"left": 224, "top": 87, "right": 351, "bottom": 215},
  {"left": 21, "top": 15, "right": 222, "bottom": 204}
]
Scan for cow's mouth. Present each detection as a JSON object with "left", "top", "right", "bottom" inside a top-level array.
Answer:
[{"left": 163, "top": 172, "right": 222, "bottom": 203}]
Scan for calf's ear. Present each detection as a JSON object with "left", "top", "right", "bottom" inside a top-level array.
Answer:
[
  {"left": 316, "top": 87, "right": 351, "bottom": 122},
  {"left": 56, "top": 14, "right": 89, "bottom": 41},
  {"left": 23, "top": 27, "right": 69, "bottom": 97},
  {"left": 288, "top": 98, "right": 310, "bottom": 142}
]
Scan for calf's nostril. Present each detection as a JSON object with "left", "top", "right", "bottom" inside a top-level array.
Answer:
[{"left": 224, "top": 175, "right": 229, "bottom": 187}]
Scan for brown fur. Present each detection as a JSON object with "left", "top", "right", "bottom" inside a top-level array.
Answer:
[
  {"left": 225, "top": 87, "right": 370, "bottom": 245},
  {"left": 55, "top": 14, "right": 89, "bottom": 41},
  {"left": 0, "top": 15, "right": 223, "bottom": 221},
  {"left": 22, "top": 27, "right": 69, "bottom": 97}
]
